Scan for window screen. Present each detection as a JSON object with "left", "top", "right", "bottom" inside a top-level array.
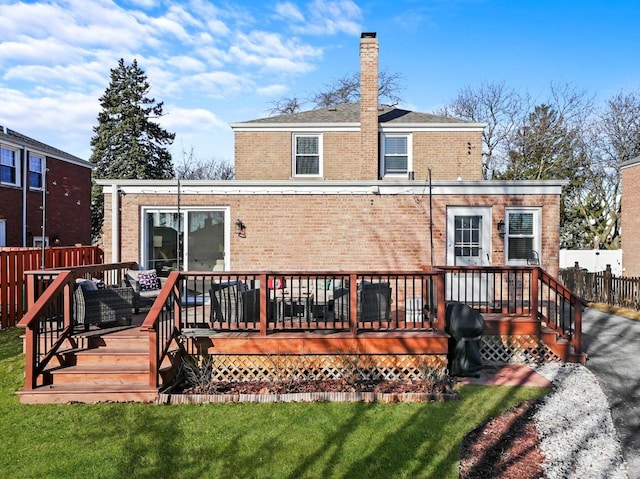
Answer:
[
  {"left": 383, "top": 136, "right": 408, "bottom": 174},
  {"left": 295, "top": 136, "right": 319, "bottom": 175}
]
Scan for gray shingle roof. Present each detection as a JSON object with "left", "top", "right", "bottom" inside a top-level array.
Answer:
[
  {"left": 0, "top": 125, "right": 90, "bottom": 167},
  {"left": 241, "top": 102, "right": 474, "bottom": 125}
]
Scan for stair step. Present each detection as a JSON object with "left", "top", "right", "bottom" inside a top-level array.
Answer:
[
  {"left": 73, "top": 348, "right": 150, "bottom": 367},
  {"left": 17, "top": 384, "right": 158, "bottom": 404},
  {"left": 51, "top": 365, "right": 150, "bottom": 385}
]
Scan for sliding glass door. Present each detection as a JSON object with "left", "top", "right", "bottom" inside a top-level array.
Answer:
[{"left": 142, "top": 208, "right": 229, "bottom": 275}]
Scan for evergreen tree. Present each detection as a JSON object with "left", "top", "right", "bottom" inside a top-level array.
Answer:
[{"left": 90, "top": 58, "right": 175, "bottom": 239}]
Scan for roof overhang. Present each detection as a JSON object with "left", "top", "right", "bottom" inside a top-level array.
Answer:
[{"left": 97, "top": 179, "right": 567, "bottom": 196}]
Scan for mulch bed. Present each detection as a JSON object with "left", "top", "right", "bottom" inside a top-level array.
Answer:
[{"left": 459, "top": 398, "right": 546, "bottom": 479}]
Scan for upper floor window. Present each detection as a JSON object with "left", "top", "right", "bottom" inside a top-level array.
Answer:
[
  {"left": 381, "top": 134, "right": 411, "bottom": 177},
  {"left": 1, "top": 146, "right": 20, "bottom": 186},
  {"left": 29, "top": 154, "right": 44, "bottom": 190},
  {"left": 293, "top": 134, "right": 322, "bottom": 177},
  {"left": 505, "top": 208, "right": 541, "bottom": 265}
]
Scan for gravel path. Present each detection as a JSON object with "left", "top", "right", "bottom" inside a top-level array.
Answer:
[{"left": 533, "top": 363, "right": 629, "bottom": 479}]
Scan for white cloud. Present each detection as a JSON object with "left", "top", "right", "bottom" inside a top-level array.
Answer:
[
  {"left": 274, "top": 2, "right": 305, "bottom": 22},
  {"left": 292, "top": 0, "right": 362, "bottom": 35},
  {"left": 0, "top": 0, "right": 361, "bottom": 161}
]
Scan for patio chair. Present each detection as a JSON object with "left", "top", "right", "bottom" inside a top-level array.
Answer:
[
  {"left": 125, "top": 269, "right": 163, "bottom": 313},
  {"left": 209, "top": 282, "right": 260, "bottom": 325},
  {"left": 73, "top": 279, "right": 133, "bottom": 330},
  {"left": 333, "top": 281, "right": 392, "bottom": 323}
]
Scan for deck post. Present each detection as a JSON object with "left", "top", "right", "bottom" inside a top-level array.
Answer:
[
  {"left": 530, "top": 267, "right": 539, "bottom": 324},
  {"left": 349, "top": 273, "right": 358, "bottom": 337},
  {"left": 259, "top": 273, "right": 268, "bottom": 335},
  {"left": 436, "top": 271, "right": 446, "bottom": 332}
]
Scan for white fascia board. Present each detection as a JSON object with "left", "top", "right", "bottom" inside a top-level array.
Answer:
[
  {"left": 380, "top": 122, "right": 486, "bottom": 132},
  {"left": 97, "top": 179, "right": 567, "bottom": 196},
  {"left": 230, "top": 122, "right": 359, "bottom": 132}
]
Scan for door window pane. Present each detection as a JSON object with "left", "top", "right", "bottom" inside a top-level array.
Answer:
[
  {"left": 187, "top": 211, "right": 225, "bottom": 271},
  {"left": 454, "top": 216, "right": 482, "bottom": 257},
  {"left": 145, "top": 212, "right": 182, "bottom": 275}
]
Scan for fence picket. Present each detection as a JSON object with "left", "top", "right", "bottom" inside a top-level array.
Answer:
[
  {"left": 0, "top": 245, "right": 103, "bottom": 329},
  {"left": 559, "top": 262, "right": 640, "bottom": 310}
]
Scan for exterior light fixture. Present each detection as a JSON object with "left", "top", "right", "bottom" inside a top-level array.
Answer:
[
  {"left": 497, "top": 219, "right": 505, "bottom": 235},
  {"left": 235, "top": 219, "right": 246, "bottom": 238}
]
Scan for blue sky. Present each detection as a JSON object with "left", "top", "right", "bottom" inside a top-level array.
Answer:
[{"left": 1, "top": 0, "right": 639, "bottom": 165}]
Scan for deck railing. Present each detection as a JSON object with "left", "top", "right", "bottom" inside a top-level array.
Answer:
[
  {"left": 17, "top": 262, "right": 136, "bottom": 390},
  {"left": 18, "top": 264, "right": 584, "bottom": 390},
  {"left": 141, "top": 270, "right": 447, "bottom": 387}
]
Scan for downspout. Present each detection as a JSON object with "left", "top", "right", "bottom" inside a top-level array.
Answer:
[
  {"left": 40, "top": 160, "right": 46, "bottom": 269},
  {"left": 22, "top": 146, "right": 28, "bottom": 246},
  {"left": 429, "top": 169, "right": 434, "bottom": 267},
  {"left": 111, "top": 183, "right": 120, "bottom": 263},
  {"left": 176, "top": 179, "right": 181, "bottom": 271}
]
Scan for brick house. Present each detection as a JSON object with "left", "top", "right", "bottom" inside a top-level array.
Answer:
[
  {"left": 620, "top": 155, "right": 640, "bottom": 276},
  {"left": 0, "top": 126, "right": 92, "bottom": 247},
  {"left": 98, "top": 33, "right": 565, "bottom": 277}
]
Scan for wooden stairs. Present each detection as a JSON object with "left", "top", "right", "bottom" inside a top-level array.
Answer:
[
  {"left": 483, "top": 314, "right": 587, "bottom": 364},
  {"left": 18, "top": 326, "right": 161, "bottom": 404}
]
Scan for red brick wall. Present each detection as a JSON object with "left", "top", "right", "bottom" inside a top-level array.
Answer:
[
  {"left": 621, "top": 164, "right": 640, "bottom": 276},
  {"left": 234, "top": 129, "right": 484, "bottom": 182},
  {"left": 0, "top": 155, "right": 91, "bottom": 246},
  {"left": 103, "top": 190, "right": 560, "bottom": 276},
  {"left": 412, "top": 131, "right": 483, "bottom": 180}
]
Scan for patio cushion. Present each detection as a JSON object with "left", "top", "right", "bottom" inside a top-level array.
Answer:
[{"left": 138, "top": 270, "right": 160, "bottom": 291}]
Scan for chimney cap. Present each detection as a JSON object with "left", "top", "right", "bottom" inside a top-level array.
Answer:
[{"left": 361, "top": 32, "right": 377, "bottom": 38}]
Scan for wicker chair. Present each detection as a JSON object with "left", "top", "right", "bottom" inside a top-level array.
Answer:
[
  {"left": 209, "top": 283, "right": 260, "bottom": 326},
  {"left": 333, "top": 282, "right": 391, "bottom": 323},
  {"left": 73, "top": 284, "right": 133, "bottom": 330}
]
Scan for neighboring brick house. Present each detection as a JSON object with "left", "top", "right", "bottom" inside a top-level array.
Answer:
[
  {"left": 98, "top": 33, "right": 565, "bottom": 277},
  {"left": 620, "top": 155, "right": 640, "bottom": 276},
  {"left": 0, "top": 126, "right": 92, "bottom": 247}
]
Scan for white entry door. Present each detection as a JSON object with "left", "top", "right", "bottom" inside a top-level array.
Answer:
[{"left": 446, "top": 207, "right": 491, "bottom": 303}]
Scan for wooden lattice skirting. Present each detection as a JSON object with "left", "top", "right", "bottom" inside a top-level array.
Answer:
[
  {"left": 197, "top": 354, "right": 448, "bottom": 383},
  {"left": 481, "top": 335, "right": 562, "bottom": 365}
]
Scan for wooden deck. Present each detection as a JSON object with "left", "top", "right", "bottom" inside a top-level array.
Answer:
[{"left": 17, "top": 266, "right": 587, "bottom": 404}]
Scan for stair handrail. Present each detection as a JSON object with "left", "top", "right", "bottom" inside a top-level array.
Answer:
[
  {"left": 17, "top": 270, "right": 74, "bottom": 389},
  {"left": 140, "top": 271, "right": 182, "bottom": 388},
  {"left": 538, "top": 267, "right": 587, "bottom": 357}
]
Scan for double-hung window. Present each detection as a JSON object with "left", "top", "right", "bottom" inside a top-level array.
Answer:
[
  {"left": 293, "top": 134, "right": 322, "bottom": 177},
  {"left": 29, "top": 154, "right": 44, "bottom": 190},
  {"left": 382, "top": 134, "right": 411, "bottom": 177},
  {"left": 505, "top": 208, "right": 541, "bottom": 265},
  {"left": 1, "top": 146, "right": 20, "bottom": 186}
]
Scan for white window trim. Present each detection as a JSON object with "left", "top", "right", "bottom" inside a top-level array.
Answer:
[
  {"left": 292, "top": 133, "right": 323, "bottom": 178},
  {"left": 1, "top": 145, "right": 21, "bottom": 187},
  {"left": 28, "top": 153, "right": 45, "bottom": 191},
  {"left": 33, "top": 236, "right": 49, "bottom": 248},
  {"left": 505, "top": 207, "right": 541, "bottom": 265},
  {"left": 0, "top": 219, "right": 6, "bottom": 247},
  {"left": 380, "top": 133, "right": 412, "bottom": 178}
]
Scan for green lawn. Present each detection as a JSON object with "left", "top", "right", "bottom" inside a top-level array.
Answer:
[{"left": 0, "top": 327, "right": 547, "bottom": 479}]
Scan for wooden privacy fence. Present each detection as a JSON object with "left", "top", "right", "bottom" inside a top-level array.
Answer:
[
  {"left": 0, "top": 245, "right": 103, "bottom": 329},
  {"left": 560, "top": 263, "right": 640, "bottom": 310}
]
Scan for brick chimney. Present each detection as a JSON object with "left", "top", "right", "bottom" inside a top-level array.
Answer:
[{"left": 360, "top": 32, "right": 379, "bottom": 179}]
